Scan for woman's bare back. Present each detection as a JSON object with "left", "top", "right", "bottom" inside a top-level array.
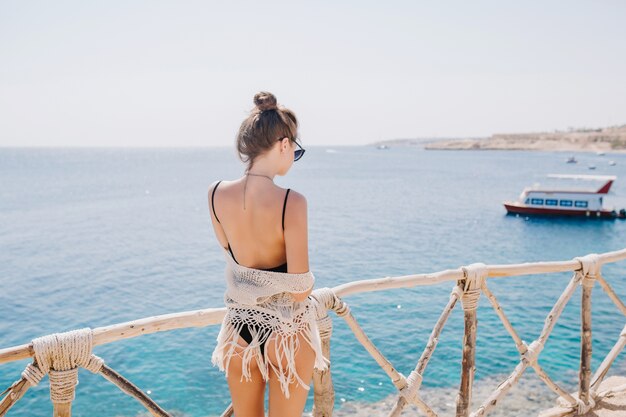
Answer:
[{"left": 209, "top": 177, "right": 309, "bottom": 274}]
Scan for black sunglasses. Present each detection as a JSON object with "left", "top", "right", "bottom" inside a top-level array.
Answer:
[{"left": 278, "top": 137, "right": 306, "bottom": 161}]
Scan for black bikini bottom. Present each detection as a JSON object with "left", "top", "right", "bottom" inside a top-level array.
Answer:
[{"left": 235, "top": 321, "right": 268, "bottom": 356}]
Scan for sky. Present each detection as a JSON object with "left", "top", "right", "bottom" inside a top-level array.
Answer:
[{"left": 1, "top": 1, "right": 625, "bottom": 147}]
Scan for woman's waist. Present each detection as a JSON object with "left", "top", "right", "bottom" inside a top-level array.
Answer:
[
  {"left": 224, "top": 291, "right": 301, "bottom": 305},
  {"left": 224, "top": 292, "right": 312, "bottom": 313}
]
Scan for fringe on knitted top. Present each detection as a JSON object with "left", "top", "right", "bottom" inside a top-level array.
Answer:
[{"left": 210, "top": 247, "right": 330, "bottom": 399}]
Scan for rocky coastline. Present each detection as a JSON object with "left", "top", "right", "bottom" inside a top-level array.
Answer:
[{"left": 373, "top": 125, "right": 626, "bottom": 153}]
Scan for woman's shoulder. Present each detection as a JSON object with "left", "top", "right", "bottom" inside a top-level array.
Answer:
[
  {"left": 209, "top": 178, "right": 234, "bottom": 186},
  {"left": 285, "top": 188, "right": 306, "bottom": 206},
  {"left": 284, "top": 189, "right": 307, "bottom": 222},
  {"left": 208, "top": 178, "right": 236, "bottom": 193}
]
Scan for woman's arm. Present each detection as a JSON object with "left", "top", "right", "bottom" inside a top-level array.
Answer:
[{"left": 284, "top": 191, "right": 312, "bottom": 302}]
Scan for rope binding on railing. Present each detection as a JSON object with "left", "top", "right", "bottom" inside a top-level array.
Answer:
[{"left": 21, "top": 328, "right": 103, "bottom": 404}]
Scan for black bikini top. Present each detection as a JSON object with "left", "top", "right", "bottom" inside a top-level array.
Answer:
[{"left": 211, "top": 180, "right": 290, "bottom": 273}]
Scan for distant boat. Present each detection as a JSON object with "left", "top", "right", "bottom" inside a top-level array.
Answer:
[
  {"left": 566, "top": 156, "right": 577, "bottom": 163},
  {"left": 609, "top": 160, "right": 616, "bottom": 166},
  {"left": 596, "top": 151, "right": 605, "bottom": 156},
  {"left": 588, "top": 164, "right": 596, "bottom": 170},
  {"left": 376, "top": 144, "right": 390, "bottom": 150},
  {"left": 503, "top": 174, "right": 625, "bottom": 219}
]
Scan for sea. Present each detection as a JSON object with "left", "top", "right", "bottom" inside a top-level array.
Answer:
[{"left": 1, "top": 146, "right": 626, "bottom": 417}]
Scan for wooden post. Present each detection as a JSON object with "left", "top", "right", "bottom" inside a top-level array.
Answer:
[
  {"left": 0, "top": 378, "right": 30, "bottom": 417},
  {"left": 48, "top": 368, "right": 77, "bottom": 417},
  {"left": 310, "top": 290, "right": 340, "bottom": 417},
  {"left": 53, "top": 403, "right": 71, "bottom": 417},
  {"left": 312, "top": 331, "right": 334, "bottom": 417},
  {"left": 579, "top": 274, "right": 595, "bottom": 405},
  {"left": 474, "top": 282, "right": 581, "bottom": 416},
  {"left": 99, "top": 365, "right": 171, "bottom": 417},
  {"left": 457, "top": 305, "right": 478, "bottom": 417},
  {"left": 218, "top": 405, "right": 233, "bottom": 417},
  {"left": 590, "top": 325, "right": 626, "bottom": 393},
  {"left": 574, "top": 254, "right": 601, "bottom": 410},
  {"left": 390, "top": 285, "right": 461, "bottom": 417},
  {"left": 311, "top": 313, "right": 335, "bottom": 417},
  {"left": 595, "top": 274, "right": 626, "bottom": 315},
  {"left": 455, "top": 264, "right": 486, "bottom": 417}
]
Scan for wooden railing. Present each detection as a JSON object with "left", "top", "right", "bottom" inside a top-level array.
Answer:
[{"left": 1, "top": 248, "right": 626, "bottom": 417}]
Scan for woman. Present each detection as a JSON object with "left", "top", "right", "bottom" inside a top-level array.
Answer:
[{"left": 209, "top": 92, "right": 329, "bottom": 417}]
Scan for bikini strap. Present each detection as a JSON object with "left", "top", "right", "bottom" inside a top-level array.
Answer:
[
  {"left": 211, "top": 180, "right": 222, "bottom": 223},
  {"left": 282, "top": 188, "right": 291, "bottom": 231}
]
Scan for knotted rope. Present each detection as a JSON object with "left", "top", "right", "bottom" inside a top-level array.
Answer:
[
  {"left": 521, "top": 340, "right": 542, "bottom": 365},
  {"left": 20, "top": 328, "right": 104, "bottom": 404},
  {"left": 316, "top": 316, "right": 333, "bottom": 340},
  {"left": 460, "top": 263, "right": 487, "bottom": 311},
  {"left": 576, "top": 395, "right": 596, "bottom": 414},
  {"left": 311, "top": 287, "right": 350, "bottom": 341},
  {"left": 399, "top": 369, "right": 423, "bottom": 402},
  {"left": 312, "top": 287, "right": 349, "bottom": 317},
  {"left": 574, "top": 253, "right": 601, "bottom": 280}
]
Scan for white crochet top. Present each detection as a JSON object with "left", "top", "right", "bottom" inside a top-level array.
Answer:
[{"left": 211, "top": 247, "right": 330, "bottom": 398}]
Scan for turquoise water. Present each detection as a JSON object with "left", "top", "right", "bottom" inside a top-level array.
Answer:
[{"left": 1, "top": 146, "right": 625, "bottom": 416}]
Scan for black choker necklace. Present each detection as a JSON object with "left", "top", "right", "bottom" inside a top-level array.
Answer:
[{"left": 245, "top": 172, "right": 273, "bottom": 181}]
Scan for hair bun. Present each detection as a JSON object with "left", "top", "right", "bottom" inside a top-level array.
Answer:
[{"left": 253, "top": 91, "right": 278, "bottom": 111}]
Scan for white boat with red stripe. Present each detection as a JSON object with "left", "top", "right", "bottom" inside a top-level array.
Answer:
[{"left": 503, "top": 174, "right": 626, "bottom": 219}]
